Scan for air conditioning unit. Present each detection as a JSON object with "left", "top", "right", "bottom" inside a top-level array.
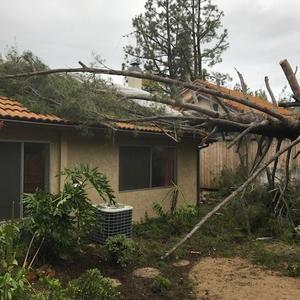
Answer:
[{"left": 91, "top": 204, "right": 133, "bottom": 244}]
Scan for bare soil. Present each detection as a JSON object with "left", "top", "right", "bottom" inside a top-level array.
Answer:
[{"left": 189, "top": 257, "right": 300, "bottom": 300}]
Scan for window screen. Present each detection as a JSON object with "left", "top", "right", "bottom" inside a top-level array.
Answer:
[
  {"left": 119, "top": 146, "right": 151, "bottom": 191},
  {"left": 119, "top": 146, "right": 176, "bottom": 191},
  {"left": 152, "top": 147, "right": 176, "bottom": 188},
  {"left": 24, "top": 143, "right": 48, "bottom": 193}
]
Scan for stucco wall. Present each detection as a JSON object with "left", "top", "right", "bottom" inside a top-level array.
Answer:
[
  {"left": 0, "top": 122, "right": 198, "bottom": 222},
  {"left": 65, "top": 131, "right": 198, "bottom": 221}
]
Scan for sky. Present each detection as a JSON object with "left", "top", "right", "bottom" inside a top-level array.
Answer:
[{"left": 0, "top": 0, "right": 299, "bottom": 97}]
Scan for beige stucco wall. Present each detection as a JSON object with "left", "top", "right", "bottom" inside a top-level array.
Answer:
[
  {"left": 65, "top": 131, "right": 198, "bottom": 221},
  {"left": 0, "top": 122, "right": 198, "bottom": 222}
]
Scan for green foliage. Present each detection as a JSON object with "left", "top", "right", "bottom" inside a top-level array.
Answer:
[
  {"left": 0, "top": 47, "right": 162, "bottom": 126},
  {"left": 24, "top": 164, "right": 116, "bottom": 259},
  {"left": 31, "top": 276, "right": 69, "bottom": 300},
  {"left": 151, "top": 276, "right": 172, "bottom": 293},
  {"left": 60, "top": 164, "right": 116, "bottom": 205},
  {"left": 152, "top": 203, "right": 200, "bottom": 235},
  {"left": 125, "top": 0, "right": 229, "bottom": 83},
  {"left": 0, "top": 222, "right": 29, "bottom": 300},
  {"left": 288, "top": 262, "right": 300, "bottom": 277},
  {"left": 68, "top": 269, "right": 119, "bottom": 300},
  {"left": 216, "top": 167, "right": 245, "bottom": 197},
  {"left": 105, "top": 235, "right": 136, "bottom": 268}
]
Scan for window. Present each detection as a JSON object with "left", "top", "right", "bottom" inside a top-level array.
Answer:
[
  {"left": 24, "top": 143, "right": 48, "bottom": 193},
  {"left": 119, "top": 146, "right": 176, "bottom": 191},
  {"left": 0, "top": 142, "right": 49, "bottom": 220}
]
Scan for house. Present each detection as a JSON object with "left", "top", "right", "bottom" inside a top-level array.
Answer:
[
  {"left": 181, "top": 79, "right": 293, "bottom": 189},
  {"left": 0, "top": 95, "right": 201, "bottom": 221}
]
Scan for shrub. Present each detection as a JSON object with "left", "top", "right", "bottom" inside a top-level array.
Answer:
[
  {"left": 31, "top": 276, "right": 69, "bottom": 300},
  {"left": 151, "top": 276, "right": 172, "bottom": 293},
  {"left": 152, "top": 203, "right": 200, "bottom": 235},
  {"left": 105, "top": 234, "right": 136, "bottom": 268},
  {"left": 0, "top": 222, "right": 30, "bottom": 300},
  {"left": 68, "top": 269, "right": 119, "bottom": 300},
  {"left": 24, "top": 164, "right": 116, "bottom": 260}
]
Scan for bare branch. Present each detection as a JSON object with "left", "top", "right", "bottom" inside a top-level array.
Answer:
[{"left": 264, "top": 76, "right": 277, "bottom": 106}]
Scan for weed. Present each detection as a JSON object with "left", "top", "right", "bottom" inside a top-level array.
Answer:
[
  {"left": 105, "top": 235, "right": 136, "bottom": 268},
  {"left": 68, "top": 268, "right": 119, "bottom": 300},
  {"left": 151, "top": 276, "right": 172, "bottom": 293}
]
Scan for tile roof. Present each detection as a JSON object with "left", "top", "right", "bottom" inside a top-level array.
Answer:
[
  {"left": 0, "top": 96, "right": 65, "bottom": 123},
  {"left": 0, "top": 96, "right": 165, "bottom": 134},
  {"left": 182, "top": 79, "right": 291, "bottom": 116}
]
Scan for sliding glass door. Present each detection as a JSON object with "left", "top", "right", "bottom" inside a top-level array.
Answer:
[
  {"left": 0, "top": 142, "right": 22, "bottom": 219},
  {"left": 0, "top": 141, "right": 48, "bottom": 220}
]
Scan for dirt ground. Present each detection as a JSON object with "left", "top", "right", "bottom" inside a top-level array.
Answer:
[{"left": 189, "top": 257, "right": 300, "bottom": 300}]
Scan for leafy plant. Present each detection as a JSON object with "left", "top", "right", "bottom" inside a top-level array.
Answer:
[
  {"left": 0, "top": 222, "right": 29, "bottom": 300},
  {"left": 105, "top": 235, "right": 136, "bottom": 268},
  {"left": 151, "top": 276, "right": 172, "bottom": 293},
  {"left": 152, "top": 203, "right": 200, "bottom": 235},
  {"left": 60, "top": 164, "right": 116, "bottom": 206},
  {"left": 24, "top": 164, "right": 117, "bottom": 260},
  {"left": 31, "top": 276, "right": 70, "bottom": 300},
  {"left": 68, "top": 269, "right": 119, "bottom": 300}
]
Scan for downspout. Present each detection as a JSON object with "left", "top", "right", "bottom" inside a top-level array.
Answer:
[
  {"left": 197, "top": 143, "right": 209, "bottom": 207},
  {"left": 196, "top": 146, "right": 200, "bottom": 207}
]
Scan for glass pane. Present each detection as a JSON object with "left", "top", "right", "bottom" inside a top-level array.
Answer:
[
  {"left": 152, "top": 147, "right": 175, "bottom": 187},
  {"left": 119, "top": 146, "right": 151, "bottom": 191},
  {"left": 0, "top": 142, "right": 21, "bottom": 219},
  {"left": 24, "top": 143, "right": 47, "bottom": 193}
]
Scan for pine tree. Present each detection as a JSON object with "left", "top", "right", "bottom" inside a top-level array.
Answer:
[{"left": 125, "top": 0, "right": 229, "bottom": 83}]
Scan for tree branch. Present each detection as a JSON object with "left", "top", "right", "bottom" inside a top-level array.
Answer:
[{"left": 162, "top": 135, "right": 300, "bottom": 259}]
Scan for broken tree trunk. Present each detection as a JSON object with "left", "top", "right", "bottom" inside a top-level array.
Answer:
[{"left": 280, "top": 59, "right": 300, "bottom": 101}]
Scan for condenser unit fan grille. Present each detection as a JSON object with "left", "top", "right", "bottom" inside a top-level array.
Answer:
[{"left": 91, "top": 205, "right": 133, "bottom": 244}]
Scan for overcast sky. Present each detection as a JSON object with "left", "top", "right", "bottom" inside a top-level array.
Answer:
[{"left": 1, "top": 0, "right": 299, "bottom": 97}]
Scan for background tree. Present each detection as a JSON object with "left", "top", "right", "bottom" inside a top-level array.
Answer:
[{"left": 124, "top": 0, "right": 229, "bottom": 85}]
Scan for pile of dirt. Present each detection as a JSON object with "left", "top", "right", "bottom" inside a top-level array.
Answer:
[{"left": 189, "top": 257, "right": 300, "bottom": 300}]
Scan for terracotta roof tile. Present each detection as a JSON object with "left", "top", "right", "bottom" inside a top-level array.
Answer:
[
  {"left": 0, "top": 96, "right": 65, "bottom": 123},
  {"left": 182, "top": 79, "right": 291, "bottom": 116},
  {"left": 0, "top": 96, "right": 165, "bottom": 133},
  {"left": 115, "top": 122, "right": 163, "bottom": 132}
]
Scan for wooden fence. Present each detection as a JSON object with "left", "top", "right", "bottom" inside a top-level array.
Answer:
[{"left": 200, "top": 139, "right": 300, "bottom": 190}]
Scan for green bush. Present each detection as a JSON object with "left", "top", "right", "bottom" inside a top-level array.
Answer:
[
  {"left": 152, "top": 203, "right": 200, "bottom": 235},
  {"left": 217, "top": 167, "right": 245, "bottom": 197},
  {"left": 31, "top": 276, "right": 69, "bottom": 300},
  {"left": 151, "top": 276, "right": 172, "bottom": 293},
  {"left": 24, "top": 164, "right": 116, "bottom": 260},
  {"left": 105, "top": 234, "right": 136, "bottom": 268},
  {"left": 68, "top": 269, "right": 119, "bottom": 300},
  {"left": 0, "top": 222, "right": 29, "bottom": 300}
]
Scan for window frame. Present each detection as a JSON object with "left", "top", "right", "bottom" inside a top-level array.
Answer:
[
  {"left": 0, "top": 139, "right": 50, "bottom": 218},
  {"left": 119, "top": 145, "right": 177, "bottom": 192}
]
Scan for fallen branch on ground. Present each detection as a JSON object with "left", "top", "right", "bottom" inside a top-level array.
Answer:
[{"left": 161, "top": 135, "right": 300, "bottom": 259}]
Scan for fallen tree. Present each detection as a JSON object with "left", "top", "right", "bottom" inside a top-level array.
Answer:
[{"left": 1, "top": 58, "right": 300, "bottom": 259}]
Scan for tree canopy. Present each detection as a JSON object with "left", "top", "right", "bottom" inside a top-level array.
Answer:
[
  {"left": 125, "top": 0, "right": 229, "bottom": 83},
  {"left": 0, "top": 48, "right": 163, "bottom": 129}
]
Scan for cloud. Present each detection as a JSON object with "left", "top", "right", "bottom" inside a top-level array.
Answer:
[{"left": 0, "top": 0, "right": 299, "bottom": 96}]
